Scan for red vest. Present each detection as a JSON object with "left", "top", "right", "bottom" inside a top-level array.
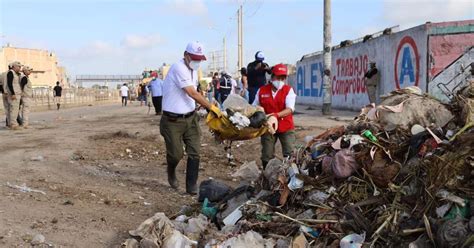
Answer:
[{"left": 258, "top": 84, "right": 295, "bottom": 133}]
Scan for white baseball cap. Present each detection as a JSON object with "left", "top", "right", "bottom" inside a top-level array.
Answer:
[{"left": 185, "top": 41, "right": 206, "bottom": 61}]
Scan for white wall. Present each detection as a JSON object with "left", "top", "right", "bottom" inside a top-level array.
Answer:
[{"left": 296, "top": 25, "right": 428, "bottom": 110}]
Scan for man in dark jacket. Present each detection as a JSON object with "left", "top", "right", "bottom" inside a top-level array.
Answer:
[{"left": 246, "top": 51, "right": 271, "bottom": 104}]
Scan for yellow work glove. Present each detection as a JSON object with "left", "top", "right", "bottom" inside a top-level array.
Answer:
[{"left": 209, "top": 105, "right": 222, "bottom": 118}]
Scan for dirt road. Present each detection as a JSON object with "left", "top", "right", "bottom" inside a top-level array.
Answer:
[{"left": 0, "top": 103, "right": 356, "bottom": 247}]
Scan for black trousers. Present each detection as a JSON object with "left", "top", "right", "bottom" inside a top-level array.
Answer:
[
  {"left": 152, "top": 96, "right": 162, "bottom": 114},
  {"left": 122, "top": 96, "right": 128, "bottom": 106}
]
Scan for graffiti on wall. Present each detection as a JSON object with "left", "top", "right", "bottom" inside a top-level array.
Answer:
[
  {"left": 296, "top": 55, "right": 369, "bottom": 102},
  {"left": 332, "top": 55, "right": 369, "bottom": 101},
  {"left": 394, "top": 36, "right": 420, "bottom": 89},
  {"left": 296, "top": 61, "right": 324, "bottom": 98}
]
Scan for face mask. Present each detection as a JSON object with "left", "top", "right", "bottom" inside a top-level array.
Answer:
[
  {"left": 189, "top": 60, "right": 200, "bottom": 70},
  {"left": 271, "top": 80, "right": 284, "bottom": 88}
]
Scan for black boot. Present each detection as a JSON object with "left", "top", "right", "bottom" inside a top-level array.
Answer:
[
  {"left": 186, "top": 158, "right": 199, "bottom": 195},
  {"left": 167, "top": 162, "right": 179, "bottom": 189}
]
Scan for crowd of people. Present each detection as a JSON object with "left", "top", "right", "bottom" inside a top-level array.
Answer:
[
  {"left": 0, "top": 61, "right": 63, "bottom": 131},
  {"left": 119, "top": 70, "right": 164, "bottom": 115}
]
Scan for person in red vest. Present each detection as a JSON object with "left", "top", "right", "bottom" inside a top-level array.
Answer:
[{"left": 253, "top": 63, "right": 297, "bottom": 169}]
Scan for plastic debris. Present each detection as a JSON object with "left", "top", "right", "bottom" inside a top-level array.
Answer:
[
  {"left": 198, "top": 179, "right": 232, "bottom": 202},
  {"left": 229, "top": 112, "right": 251, "bottom": 130},
  {"left": 6, "top": 182, "right": 46, "bottom": 195},
  {"left": 231, "top": 161, "right": 261, "bottom": 183},
  {"left": 340, "top": 232, "right": 365, "bottom": 248}
]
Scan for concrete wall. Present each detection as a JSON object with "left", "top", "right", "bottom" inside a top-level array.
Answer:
[
  {"left": 429, "top": 47, "right": 474, "bottom": 103},
  {"left": 0, "top": 46, "right": 68, "bottom": 88},
  {"left": 296, "top": 25, "right": 428, "bottom": 110},
  {"left": 427, "top": 20, "right": 474, "bottom": 80}
]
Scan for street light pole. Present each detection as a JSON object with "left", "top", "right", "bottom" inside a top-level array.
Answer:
[{"left": 322, "top": 0, "right": 332, "bottom": 115}]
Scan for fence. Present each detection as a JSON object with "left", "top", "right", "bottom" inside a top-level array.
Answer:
[{"left": 0, "top": 88, "right": 120, "bottom": 112}]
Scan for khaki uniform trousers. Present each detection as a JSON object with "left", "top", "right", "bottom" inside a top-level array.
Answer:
[
  {"left": 21, "top": 96, "right": 32, "bottom": 126},
  {"left": 2, "top": 94, "right": 9, "bottom": 126},
  {"left": 261, "top": 130, "right": 296, "bottom": 164},
  {"left": 159, "top": 113, "right": 201, "bottom": 165},
  {"left": 7, "top": 96, "right": 20, "bottom": 127}
]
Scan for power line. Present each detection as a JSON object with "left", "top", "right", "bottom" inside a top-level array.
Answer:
[{"left": 245, "top": 0, "right": 263, "bottom": 18}]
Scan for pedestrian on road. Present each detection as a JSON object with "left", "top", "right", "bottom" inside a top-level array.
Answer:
[
  {"left": 239, "top": 67, "right": 249, "bottom": 101},
  {"left": 211, "top": 72, "right": 220, "bottom": 104},
  {"left": 53, "top": 81, "right": 63, "bottom": 110},
  {"left": 0, "top": 63, "right": 12, "bottom": 127},
  {"left": 253, "top": 64, "right": 297, "bottom": 169},
  {"left": 218, "top": 72, "right": 235, "bottom": 103},
  {"left": 148, "top": 74, "right": 163, "bottom": 115},
  {"left": 20, "top": 66, "right": 33, "bottom": 128},
  {"left": 160, "top": 41, "right": 221, "bottom": 194},
  {"left": 247, "top": 51, "right": 271, "bottom": 104},
  {"left": 364, "top": 62, "right": 380, "bottom": 104},
  {"left": 5, "top": 61, "right": 23, "bottom": 130},
  {"left": 139, "top": 83, "right": 148, "bottom": 106},
  {"left": 120, "top": 83, "right": 129, "bottom": 106}
]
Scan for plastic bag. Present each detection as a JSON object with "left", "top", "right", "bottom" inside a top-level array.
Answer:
[{"left": 198, "top": 179, "right": 232, "bottom": 202}]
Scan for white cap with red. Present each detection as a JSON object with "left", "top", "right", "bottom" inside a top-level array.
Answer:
[{"left": 185, "top": 41, "right": 206, "bottom": 61}]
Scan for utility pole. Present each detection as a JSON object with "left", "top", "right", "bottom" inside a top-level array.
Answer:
[
  {"left": 322, "top": 0, "right": 332, "bottom": 115},
  {"left": 223, "top": 37, "right": 227, "bottom": 72},
  {"left": 237, "top": 5, "right": 243, "bottom": 72}
]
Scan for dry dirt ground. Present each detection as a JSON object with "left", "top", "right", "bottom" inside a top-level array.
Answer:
[{"left": 0, "top": 102, "right": 356, "bottom": 247}]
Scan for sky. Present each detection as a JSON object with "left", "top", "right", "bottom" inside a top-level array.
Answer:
[{"left": 0, "top": 0, "right": 473, "bottom": 78}]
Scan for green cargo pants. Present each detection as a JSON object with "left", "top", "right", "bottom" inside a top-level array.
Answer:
[
  {"left": 261, "top": 130, "right": 296, "bottom": 164},
  {"left": 160, "top": 113, "right": 201, "bottom": 166}
]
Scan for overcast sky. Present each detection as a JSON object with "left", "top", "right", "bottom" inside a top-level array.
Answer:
[{"left": 0, "top": 0, "right": 472, "bottom": 77}]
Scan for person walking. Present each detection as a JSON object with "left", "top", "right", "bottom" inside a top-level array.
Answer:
[
  {"left": 239, "top": 67, "right": 249, "bottom": 101},
  {"left": 53, "top": 81, "right": 62, "bottom": 110},
  {"left": 218, "top": 72, "right": 235, "bottom": 103},
  {"left": 120, "top": 83, "right": 130, "bottom": 106},
  {"left": 160, "top": 41, "right": 221, "bottom": 194},
  {"left": 5, "top": 61, "right": 23, "bottom": 130},
  {"left": 364, "top": 62, "right": 380, "bottom": 104},
  {"left": 139, "top": 83, "right": 148, "bottom": 106},
  {"left": 148, "top": 75, "right": 163, "bottom": 115},
  {"left": 253, "top": 64, "right": 296, "bottom": 169},
  {"left": 0, "top": 63, "right": 12, "bottom": 127},
  {"left": 19, "top": 66, "right": 33, "bottom": 128},
  {"left": 211, "top": 72, "right": 220, "bottom": 103},
  {"left": 247, "top": 51, "right": 271, "bottom": 104}
]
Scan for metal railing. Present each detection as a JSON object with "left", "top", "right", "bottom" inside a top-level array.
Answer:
[
  {"left": 75, "top": 75, "right": 142, "bottom": 81},
  {"left": 0, "top": 88, "right": 120, "bottom": 112}
]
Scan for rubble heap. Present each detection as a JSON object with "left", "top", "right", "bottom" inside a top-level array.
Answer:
[{"left": 123, "top": 84, "right": 474, "bottom": 248}]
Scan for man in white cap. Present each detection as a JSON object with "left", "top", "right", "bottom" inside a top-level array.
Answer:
[
  {"left": 5, "top": 61, "right": 23, "bottom": 130},
  {"left": 0, "top": 63, "right": 12, "bottom": 127},
  {"left": 20, "top": 66, "right": 33, "bottom": 128},
  {"left": 160, "top": 41, "right": 221, "bottom": 194},
  {"left": 247, "top": 51, "right": 271, "bottom": 104}
]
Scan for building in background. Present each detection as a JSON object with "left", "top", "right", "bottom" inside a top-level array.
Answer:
[{"left": 0, "top": 44, "right": 69, "bottom": 88}]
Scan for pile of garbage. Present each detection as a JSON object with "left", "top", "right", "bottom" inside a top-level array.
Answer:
[
  {"left": 123, "top": 84, "right": 474, "bottom": 247},
  {"left": 206, "top": 94, "right": 277, "bottom": 141}
]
